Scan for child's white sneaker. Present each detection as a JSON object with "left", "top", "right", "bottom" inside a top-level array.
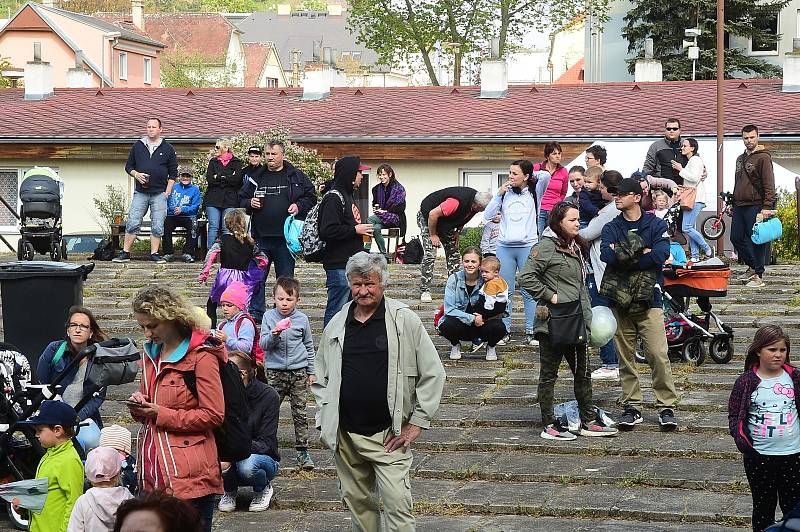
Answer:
[
  {"left": 449, "top": 344, "right": 462, "bottom": 360},
  {"left": 485, "top": 345, "right": 498, "bottom": 361}
]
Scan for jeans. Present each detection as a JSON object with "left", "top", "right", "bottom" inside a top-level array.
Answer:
[
  {"left": 585, "top": 273, "right": 618, "bottom": 368},
  {"left": 537, "top": 209, "right": 549, "bottom": 237},
  {"left": 682, "top": 201, "right": 710, "bottom": 259},
  {"left": 162, "top": 215, "right": 197, "bottom": 255},
  {"left": 125, "top": 191, "right": 167, "bottom": 237},
  {"left": 248, "top": 236, "right": 296, "bottom": 321},
  {"left": 367, "top": 215, "right": 386, "bottom": 254},
  {"left": 223, "top": 454, "right": 279, "bottom": 493},
  {"left": 206, "top": 206, "right": 235, "bottom": 246},
  {"left": 324, "top": 268, "right": 351, "bottom": 326},
  {"left": 188, "top": 493, "right": 216, "bottom": 532},
  {"left": 495, "top": 244, "right": 536, "bottom": 334},
  {"left": 731, "top": 204, "right": 767, "bottom": 276}
]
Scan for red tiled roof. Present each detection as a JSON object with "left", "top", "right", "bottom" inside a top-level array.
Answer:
[
  {"left": 0, "top": 79, "right": 798, "bottom": 142},
  {"left": 243, "top": 43, "right": 270, "bottom": 88},
  {"left": 554, "top": 58, "right": 584, "bottom": 85}
]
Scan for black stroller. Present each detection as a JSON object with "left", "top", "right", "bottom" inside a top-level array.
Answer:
[
  {"left": 17, "top": 167, "right": 67, "bottom": 262},
  {"left": 0, "top": 338, "right": 139, "bottom": 529}
]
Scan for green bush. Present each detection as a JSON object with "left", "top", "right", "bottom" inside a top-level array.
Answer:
[
  {"left": 92, "top": 184, "right": 128, "bottom": 236},
  {"left": 774, "top": 188, "right": 800, "bottom": 261},
  {"left": 459, "top": 226, "right": 483, "bottom": 255}
]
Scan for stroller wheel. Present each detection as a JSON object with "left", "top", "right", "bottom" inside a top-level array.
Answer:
[
  {"left": 7, "top": 501, "right": 29, "bottom": 530},
  {"left": 16, "top": 239, "right": 23, "bottom": 261},
  {"left": 709, "top": 337, "right": 734, "bottom": 364},
  {"left": 60, "top": 240, "right": 68, "bottom": 261},
  {"left": 635, "top": 337, "right": 647, "bottom": 364},
  {"left": 682, "top": 338, "right": 707, "bottom": 366},
  {"left": 50, "top": 242, "right": 61, "bottom": 261},
  {"left": 23, "top": 242, "right": 34, "bottom": 261}
]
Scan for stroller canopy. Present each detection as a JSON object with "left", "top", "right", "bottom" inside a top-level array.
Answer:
[{"left": 19, "top": 168, "right": 61, "bottom": 204}]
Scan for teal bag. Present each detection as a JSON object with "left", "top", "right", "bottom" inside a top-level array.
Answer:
[
  {"left": 284, "top": 215, "right": 304, "bottom": 257},
  {"left": 751, "top": 216, "right": 782, "bottom": 245}
]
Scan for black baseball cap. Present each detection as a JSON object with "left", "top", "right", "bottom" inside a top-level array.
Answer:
[
  {"left": 616, "top": 178, "right": 644, "bottom": 196},
  {"left": 247, "top": 146, "right": 263, "bottom": 155}
]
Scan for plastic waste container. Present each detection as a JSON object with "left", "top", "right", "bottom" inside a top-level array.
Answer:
[{"left": 0, "top": 261, "right": 94, "bottom": 377}]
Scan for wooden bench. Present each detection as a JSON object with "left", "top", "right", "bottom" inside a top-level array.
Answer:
[
  {"left": 382, "top": 227, "right": 403, "bottom": 261},
  {"left": 111, "top": 219, "right": 208, "bottom": 259}
]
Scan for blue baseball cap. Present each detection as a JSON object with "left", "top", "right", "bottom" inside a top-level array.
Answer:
[{"left": 18, "top": 400, "right": 78, "bottom": 427}]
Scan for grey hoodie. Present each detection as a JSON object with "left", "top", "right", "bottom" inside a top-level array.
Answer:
[
  {"left": 68, "top": 486, "right": 133, "bottom": 532},
  {"left": 260, "top": 307, "right": 316, "bottom": 373},
  {"left": 578, "top": 201, "right": 621, "bottom": 285}
]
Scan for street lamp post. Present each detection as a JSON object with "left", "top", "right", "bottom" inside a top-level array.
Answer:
[{"left": 716, "top": 0, "right": 725, "bottom": 256}]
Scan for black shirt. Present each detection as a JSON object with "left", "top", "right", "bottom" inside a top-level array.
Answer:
[
  {"left": 339, "top": 298, "right": 392, "bottom": 435},
  {"left": 256, "top": 167, "right": 291, "bottom": 237}
]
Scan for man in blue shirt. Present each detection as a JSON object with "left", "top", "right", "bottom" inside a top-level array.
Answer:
[{"left": 163, "top": 165, "right": 201, "bottom": 262}]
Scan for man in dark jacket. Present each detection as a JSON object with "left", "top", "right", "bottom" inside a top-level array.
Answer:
[
  {"left": 642, "top": 117, "right": 687, "bottom": 185},
  {"left": 115, "top": 118, "right": 177, "bottom": 264},
  {"left": 318, "top": 155, "right": 374, "bottom": 326},
  {"left": 600, "top": 176, "right": 678, "bottom": 431},
  {"left": 732, "top": 125, "right": 776, "bottom": 289},
  {"left": 218, "top": 352, "right": 280, "bottom": 513},
  {"left": 240, "top": 142, "right": 316, "bottom": 321}
]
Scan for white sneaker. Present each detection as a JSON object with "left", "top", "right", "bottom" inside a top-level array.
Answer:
[
  {"left": 449, "top": 344, "right": 462, "bottom": 360},
  {"left": 496, "top": 334, "right": 511, "bottom": 346},
  {"left": 249, "top": 484, "right": 273, "bottom": 512},
  {"left": 591, "top": 367, "right": 620, "bottom": 381},
  {"left": 485, "top": 346, "right": 498, "bottom": 361},
  {"left": 420, "top": 291, "right": 432, "bottom": 302},
  {"left": 218, "top": 491, "right": 237, "bottom": 512}
]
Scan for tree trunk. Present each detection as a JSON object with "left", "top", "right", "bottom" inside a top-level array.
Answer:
[
  {"left": 453, "top": 52, "right": 462, "bottom": 86},
  {"left": 420, "top": 48, "right": 441, "bottom": 85}
]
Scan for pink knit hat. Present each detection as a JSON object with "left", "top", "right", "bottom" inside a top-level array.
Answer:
[
  {"left": 86, "top": 446, "right": 121, "bottom": 483},
  {"left": 220, "top": 281, "right": 248, "bottom": 310}
]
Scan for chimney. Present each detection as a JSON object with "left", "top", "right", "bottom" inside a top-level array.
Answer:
[
  {"left": 327, "top": 4, "right": 343, "bottom": 16},
  {"left": 24, "top": 50, "right": 54, "bottom": 101},
  {"left": 131, "top": 0, "right": 144, "bottom": 30},
  {"left": 634, "top": 38, "right": 662, "bottom": 82},
  {"left": 277, "top": 3, "right": 291, "bottom": 15},
  {"left": 66, "top": 66, "right": 93, "bottom": 87},
  {"left": 302, "top": 69, "right": 331, "bottom": 100},
  {"left": 479, "top": 40, "right": 507, "bottom": 98},
  {"left": 782, "top": 38, "right": 800, "bottom": 92}
]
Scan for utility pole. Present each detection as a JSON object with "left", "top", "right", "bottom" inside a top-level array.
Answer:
[{"left": 716, "top": 0, "right": 725, "bottom": 256}]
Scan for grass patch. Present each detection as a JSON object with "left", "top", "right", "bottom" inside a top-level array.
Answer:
[
  {"left": 448, "top": 463, "right": 482, "bottom": 480},
  {"left": 413, "top": 500, "right": 470, "bottom": 516},
  {"left": 788, "top": 296, "right": 800, "bottom": 307},
  {"left": 617, "top": 470, "right": 655, "bottom": 488},
  {"left": 502, "top": 356, "right": 524, "bottom": 370}
]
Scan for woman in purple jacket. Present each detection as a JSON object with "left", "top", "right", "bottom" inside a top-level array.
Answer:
[{"left": 367, "top": 164, "right": 406, "bottom": 257}]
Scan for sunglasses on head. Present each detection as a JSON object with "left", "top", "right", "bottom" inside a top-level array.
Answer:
[{"left": 665, "top": 127, "right": 680, "bottom": 131}]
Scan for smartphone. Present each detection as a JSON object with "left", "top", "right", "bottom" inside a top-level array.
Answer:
[{"left": 124, "top": 399, "right": 144, "bottom": 408}]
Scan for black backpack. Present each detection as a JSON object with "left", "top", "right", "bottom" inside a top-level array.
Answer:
[
  {"left": 403, "top": 236, "right": 423, "bottom": 264},
  {"left": 92, "top": 239, "right": 115, "bottom": 261},
  {"left": 184, "top": 359, "right": 251, "bottom": 462}
]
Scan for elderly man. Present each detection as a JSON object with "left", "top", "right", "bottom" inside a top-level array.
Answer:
[
  {"left": 313, "top": 252, "right": 446, "bottom": 531},
  {"left": 418, "top": 187, "right": 492, "bottom": 302}
]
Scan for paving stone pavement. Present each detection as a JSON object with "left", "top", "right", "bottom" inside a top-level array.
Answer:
[{"left": 2, "top": 258, "right": 797, "bottom": 530}]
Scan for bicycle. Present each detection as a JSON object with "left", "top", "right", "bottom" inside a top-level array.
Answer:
[{"left": 701, "top": 191, "right": 734, "bottom": 241}]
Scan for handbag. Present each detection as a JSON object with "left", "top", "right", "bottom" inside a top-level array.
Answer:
[
  {"left": 677, "top": 186, "right": 697, "bottom": 210},
  {"left": 547, "top": 299, "right": 587, "bottom": 348},
  {"left": 752, "top": 216, "right": 783, "bottom": 245}
]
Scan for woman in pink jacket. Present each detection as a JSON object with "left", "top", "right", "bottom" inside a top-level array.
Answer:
[{"left": 536, "top": 141, "right": 569, "bottom": 235}]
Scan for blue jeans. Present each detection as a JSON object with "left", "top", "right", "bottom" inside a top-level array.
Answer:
[
  {"left": 188, "top": 493, "right": 216, "bottom": 532},
  {"left": 682, "top": 201, "right": 710, "bottom": 259},
  {"left": 248, "top": 236, "right": 296, "bottom": 321},
  {"left": 731, "top": 204, "right": 767, "bottom": 276},
  {"left": 223, "top": 454, "right": 279, "bottom": 493},
  {"left": 495, "top": 244, "right": 536, "bottom": 334},
  {"left": 324, "top": 268, "right": 351, "bottom": 326},
  {"left": 206, "top": 206, "right": 235, "bottom": 246},
  {"left": 537, "top": 209, "right": 549, "bottom": 237},
  {"left": 586, "top": 273, "right": 618, "bottom": 368},
  {"left": 125, "top": 191, "right": 167, "bottom": 237}
]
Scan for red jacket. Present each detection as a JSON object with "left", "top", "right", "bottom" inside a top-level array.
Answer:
[{"left": 135, "top": 329, "right": 225, "bottom": 499}]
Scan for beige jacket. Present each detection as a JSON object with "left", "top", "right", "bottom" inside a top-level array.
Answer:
[{"left": 312, "top": 297, "right": 446, "bottom": 451}]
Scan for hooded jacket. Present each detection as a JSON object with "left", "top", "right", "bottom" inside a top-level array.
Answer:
[
  {"left": 203, "top": 156, "right": 244, "bottom": 209},
  {"left": 239, "top": 160, "right": 317, "bottom": 232},
  {"left": 733, "top": 145, "right": 776, "bottom": 209},
  {"left": 642, "top": 136, "right": 688, "bottom": 185},
  {"left": 167, "top": 181, "right": 201, "bottom": 217},
  {"left": 134, "top": 329, "right": 225, "bottom": 500},
  {"left": 261, "top": 307, "right": 316, "bottom": 373},
  {"left": 483, "top": 185, "right": 538, "bottom": 247},
  {"left": 318, "top": 155, "right": 364, "bottom": 270},
  {"left": 125, "top": 137, "right": 178, "bottom": 194},
  {"left": 67, "top": 486, "right": 134, "bottom": 532},
  {"left": 244, "top": 379, "right": 281, "bottom": 460},
  {"left": 31, "top": 440, "right": 84, "bottom": 532}
]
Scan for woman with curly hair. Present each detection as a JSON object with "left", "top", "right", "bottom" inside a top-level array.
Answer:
[{"left": 127, "top": 285, "right": 225, "bottom": 532}]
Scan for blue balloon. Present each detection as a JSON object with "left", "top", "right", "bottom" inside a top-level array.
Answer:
[{"left": 76, "top": 418, "right": 101, "bottom": 453}]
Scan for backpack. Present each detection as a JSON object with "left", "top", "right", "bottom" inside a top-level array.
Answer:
[
  {"left": 283, "top": 215, "right": 304, "bottom": 257},
  {"left": 403, "top": 236, "right": 423, "bottom": 264},
  {"left": 299, "top": 190, "right": 344, "bottom": 262},
  {"left": 234, "top": 313, "right": 264, "bottom": 365},
  {"left": 92, "top": 239, "right": 115, "bottom": 261},
  {"left": 184, "top": 358, "right": 251, "bottom": 462}
]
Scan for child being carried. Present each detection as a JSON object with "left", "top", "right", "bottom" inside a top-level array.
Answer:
[{"left": 476, "top": 256, "right": 509, "bottom": 320}]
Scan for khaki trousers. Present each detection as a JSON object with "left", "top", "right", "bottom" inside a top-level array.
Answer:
[
  {"left": 612, "top": 306, "right": 678, "bottom": 409},
  {"left": 335, "top": 429, "right": 415, "bottom": 532}
]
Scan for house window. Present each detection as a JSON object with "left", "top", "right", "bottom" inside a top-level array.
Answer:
[
  {"left": 143, "top": 57, "right": 152, "bottom": 84},
  {"left": 749, "top": 13, "right": 780, "bottom": 54},
  {"left": 119, "top": 52, "right": 128, "bottom": 80},
  {"left": 0, "top": 170, "right": 19, "bottom": 228},
  {"left": 461, "top": 169, "right": 509, "bottom": 226},
  {"left": 265, "top": 77, "right": 278, "bottom": 87}
]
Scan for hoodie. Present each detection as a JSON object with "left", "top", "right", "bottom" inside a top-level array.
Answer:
[
  {"left": 124, "top": 137, "right": 178, "bottom": 194},
  {"left": 167, "top": 181, "right": 201, "bottom": 217},
  {"left": 318, "top": 155, "right": 364, "bottom": 269},
  {"left": 67, "top": 486, "right": 133, "bottom": 532},
  {"left": 244, "top": 379, "right": 281, "bottom": 460},
  {"left": 733, "top": 145, "right": 776, "bottom": 208},
  {"left": 483, "top": 186, "right": 538, "bottom": 247}
]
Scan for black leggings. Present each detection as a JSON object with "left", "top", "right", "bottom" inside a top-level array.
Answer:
[
  {"left": 743, "top": 451, "right": 800, "bottom": 531},
  {"left": 438, "top": 316, "right": 506, "bottom": 347}
]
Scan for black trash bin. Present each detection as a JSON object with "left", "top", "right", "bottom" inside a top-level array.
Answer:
[{"left": 0, "top": 261, "right": 94, "bottom": 377}]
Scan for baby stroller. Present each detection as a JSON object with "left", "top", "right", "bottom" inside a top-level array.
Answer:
[
  {"left": 661, "top": 263, "right": 734, "bottom": 366},
  {"left": 17, "top": 167, "right": 67, "bottom": 262},
  {"left": 0, "top": 338, "right": 139, "bottom": 529}
]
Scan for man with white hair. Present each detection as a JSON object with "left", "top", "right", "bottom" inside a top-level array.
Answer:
[
  {"left": 313, "top": 252, "right": 446, "bottom": 531},
  {"left": 418, "top": 187, "right": 492, "bottom": 302}
]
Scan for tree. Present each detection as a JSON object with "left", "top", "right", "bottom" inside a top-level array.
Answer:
[
  {"left": 0, "top": 57, "right": 12, "bottom": 89},
  {"left": 623, "top": 0, "right": 789, "bottom": 80},
  {"left": 160, "top": 52, "right": 236, "bottom": 88}
]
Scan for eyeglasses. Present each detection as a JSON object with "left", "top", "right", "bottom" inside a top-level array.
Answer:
[
  {"left": 612, "top": 191, "right": 637, "bottom": 198},
  {"left": 665, "top": 127, "right": 680, "bottom": 131},
  {"left": 67, "top": 323, "right": 90, "bottom": 331}
]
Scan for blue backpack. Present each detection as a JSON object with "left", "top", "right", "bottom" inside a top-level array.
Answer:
[{"left": 284, "top": 215, "right": 304, "bottom": 257}]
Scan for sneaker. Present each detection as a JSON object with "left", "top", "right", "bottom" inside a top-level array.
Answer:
[
  {"left": 745, "top": 276, "right": 765, "bottom": 288},
  {"left": 658, "top": 408, "right": 678, "bottom": 429},
  {"left": 163, "top": 254, "right": 175, "bottom": 263},
  {"left": 579, "top": 421, "right": 619, "bottom": 437},
  {"left": 218, "top": 491, "right": 237, "bottom": 512},
  {"left": 470, "top": 341, "right": 486, "bottom": 353},
  {"left": 112, "top": 251, "right": 130, "bottom": 263},
  {"left": 420, "top": 291, "right": 432, "bottom": 302},
  {"left": 496, "top": 334, "right": 512, "bottom": 346},
  {"left": 149, "top": 253, "right": 166, "bottom": 264},
  {"left": 540, "top": 422, "right": 578, "bottom": 441},
  {"left": 297, "top": 449, "right": 315, "bottom": 470},
  {"left": 739, "top": 269, "right": 756, "bottom": 284},
  {"left": 449, "top": 344, "right": 462, "bottom": 360},
  {"left": 485, "top": 345, "right": 498, "bottom": 361},
  {"left": 616, "top": 407, "right": 643, "bottom": 429},
  {"left": 248, "top": 485, "right": 273, "bottom": 512},
  {"left": 181, "top": 253, "right": 195, "bottom": 263},
  {"left": 591, "top": 367, "right": 620, "bottom": 381},
  {"left": 702, "top": 247, "right": 715, "bottom": 260},
  {"left": 525, "top": 334, "right": 539, "bottom": 347}
]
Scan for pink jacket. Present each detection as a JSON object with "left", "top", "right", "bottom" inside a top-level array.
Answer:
[{"left": 536, "top": 162, "right": 569, "bottom": 211}]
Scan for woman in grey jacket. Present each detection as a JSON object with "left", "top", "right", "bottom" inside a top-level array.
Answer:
[{"left": 520, "top": 202, "right": 617, "bottom": 441}]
